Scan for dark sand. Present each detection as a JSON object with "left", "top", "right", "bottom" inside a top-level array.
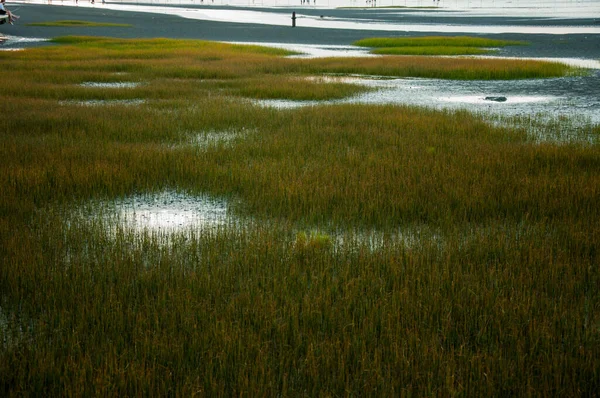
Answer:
[{"left": 2, "top": 3, "right": 600, "bottom": 59}]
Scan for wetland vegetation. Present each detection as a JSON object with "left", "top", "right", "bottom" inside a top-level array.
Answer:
[
  {"left": 1, "top": 36, "right": 599, "bottom": 395},
  {"left": 354, "top": 36, "right": 526, "bottom": 56}
]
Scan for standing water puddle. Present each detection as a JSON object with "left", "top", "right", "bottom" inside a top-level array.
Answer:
[
  {"left": 113, "top": 191, "right": 231, "bottom": 233},
  {"left": 59, "top": 99, "right": 146, "bottom": 107},
  {"left": 80, "top": 82, "right": 141, "bottom": 88},
  {"left": 83, "top": 190, "right": 437, "bottom": 253},
  {"left": 187, "top": 129, "right": 246, "bottom": 149}
]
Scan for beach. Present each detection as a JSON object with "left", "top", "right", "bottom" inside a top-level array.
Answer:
[{"left": 2, "top": 1, "right": 600, "bottom": 60}]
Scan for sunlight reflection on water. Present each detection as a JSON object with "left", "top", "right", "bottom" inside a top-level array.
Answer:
[
  {"left": 114, "top": 191, "right": 230, "bottom": 232},
  {"left": 12, "top": 0, "right": 600, "bottom": 34},
  {"left": 257, "top": 71, "right": 600, "bottom": 127},
  {"left": 97, "top": 190, "right": 438, "bottom": 252},
  {"left": 80, "top": 82, "right": 141, "bottom": 88}
]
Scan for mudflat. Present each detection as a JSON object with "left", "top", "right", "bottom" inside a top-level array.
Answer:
[{"left": 2, "top": 2, "right": 600, "bottom": 60}]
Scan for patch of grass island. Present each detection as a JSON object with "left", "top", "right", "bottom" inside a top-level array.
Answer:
[{"left": 354, "top": 35, "right": 526, "bottom": 56}]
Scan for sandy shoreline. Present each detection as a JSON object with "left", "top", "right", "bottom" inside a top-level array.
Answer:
[{"left": 2, "top": 2, "right": 600, "bottom": 60}]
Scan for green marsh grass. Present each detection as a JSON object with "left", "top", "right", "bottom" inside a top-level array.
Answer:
[
  {"left": 34, "top": 36, "right": 570, "bottom": 81},
  {"left": 1, "top": 36, "right": 599, "bottom": 396},
  {"left": 488, "top": 112, "right": 600, "bottom": 144},
  {"left": 354, "top": 36, "right": 525, "bottom": 49},
  {"left": 297, "top": 56, "right": 572, "bottom": 80},
  {"left": 225, "top": 76, "right": 371, "bottom": 100},
  {"left": 355, "top": 35, "right": 526, "bottom": 56},
  {"left": 371, "top": 45, "right": 491, "bottom": 56}
]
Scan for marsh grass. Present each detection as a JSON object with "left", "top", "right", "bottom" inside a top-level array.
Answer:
[
  {"left": 488, "top": 112, "right": 600, "bottom": 144},
  {"left": 298, "top": 56, "right": 572, "bottom": 80},
  {"left": 355, "top": 35, "right": 526, "bottom": 56},
  {"left": 371, "top": 45, "right": 491, "bottom": 55},
  {"left": 224, "top": 76, "right": 372, "bottom": 100},
  {"left": 354, "top": 36, "right": 525, "bottom": 48},
  {"left": 1, "top": 36, "right": 599, "bottom": 396},
  {"left": 34, "top": 36, "right": 570, "bottom": 81},
  {"left": 294, "top": 230, "right": 333, "bottom": 252}
]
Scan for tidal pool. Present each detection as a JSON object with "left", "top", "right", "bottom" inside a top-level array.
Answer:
[
  {"left": 80, "top": 82, "right": 141, "bottom": 88},
  {"left": 354, "top": 72, "right": 600, "bottom": 125},
  {"left": 258, "top": 70, "right": 600, "bottom": 140},
  {"left": 59, "top": 99, "right": 146, "bottom": 106}
]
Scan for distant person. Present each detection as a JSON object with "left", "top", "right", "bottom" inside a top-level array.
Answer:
[{"left": 0, "top": 0, "right": 19, "bottom": 25}]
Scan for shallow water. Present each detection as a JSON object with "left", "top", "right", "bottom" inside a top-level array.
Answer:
[
  {"left": 80, "top": 81, "right": 141, "bottom": 88},
  {"left": 234, "top": 42, "right": 376, "bottom": 58},
  {"left": 9, "top": 0, "right": 600, "bottom": 35},
  {"left": 12, "top": 0, "right": 600, "bottom": 35},
  {"left": 0, "top": 34, "right": 48, "bottom": 49},
  {"left": 113, "top": 190, "right": 231, "bottom": 232},
  {"left": 16, "top": 0, "right": 600, "bottom": 15},
  {"left": 59, "top": 98, "right": 146, "bottom": 106},
  {"left": 0, "top": 304, "right": 31, "bottom": 350},
  {"left": 186, "top": 129, "right": 248, "bottom": 148},
  {"left": 258, "top": 70, "right": 600, "bottom": 133},
  {"left": 88, "top": 190, "right": 437, "bottom": 252}
]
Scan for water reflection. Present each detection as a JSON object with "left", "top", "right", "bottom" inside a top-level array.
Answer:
[
  {"left": 59, "top": 99, "right": 146, "bottom": 106},
  {"left": 114, "top": 191, "right": 231, "bottom": 232},
  {"left": 12, "top": 0, "right": 600, "bottom": 34},
  {"left": 80, "top": 82, "right": 141, "bottom": 88},
  {"left": 91, "top": 190, "right": 441, "bottom": 252},
  {"left": 258, "top": 71, "right": 600, "bottom": 127}
]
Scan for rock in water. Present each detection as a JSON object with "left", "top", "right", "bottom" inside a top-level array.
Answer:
[{"left": 484, "top": 96, "right": 507, "bottom": 102}]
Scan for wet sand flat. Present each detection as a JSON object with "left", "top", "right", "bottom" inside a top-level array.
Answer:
[{"left": 2, "top": 1, "right": 600, "bottom": 60}]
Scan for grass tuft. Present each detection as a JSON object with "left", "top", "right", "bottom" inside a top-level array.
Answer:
[
  {"left": 354, "top": 35, "right": 526, "bottom": 56},
  {"left": 372, "top": 45, "right": 492, "bottom": 55},
  {"left": 354, "top": 35, "right": 526, "bottom": 48}
]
